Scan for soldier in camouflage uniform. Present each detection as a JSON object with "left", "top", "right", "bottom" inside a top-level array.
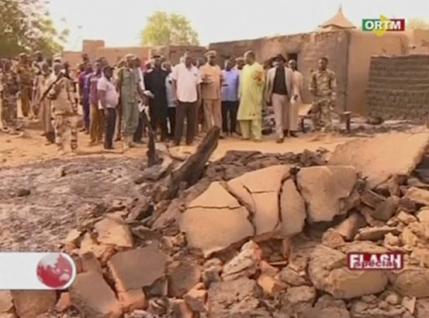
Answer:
[
  {"left": 48, "top": 63, "right": 79, "bottom": 152},
  {"left": 117, "top": 54, "right": 141, "bottom": 150},
  {"left": 1, "top": 59, "right": 20, "bottom": 134},
  {"left": 16, "top": 53, "right": 34, "bottom": 118},
  {"left": 309, "top": 57, "right": 337, "bottom": 132}
]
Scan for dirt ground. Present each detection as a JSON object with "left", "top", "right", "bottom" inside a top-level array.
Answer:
[{"left": 0, "top": 127, "right": 359, "bottom": 168}]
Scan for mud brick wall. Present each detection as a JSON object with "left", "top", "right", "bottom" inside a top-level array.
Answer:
[
  {"left": 209, "top": 31, "right": 349, "bottom": 111},
  {"left": 367, "top": 55, "right": 429, "bottom": 120}
]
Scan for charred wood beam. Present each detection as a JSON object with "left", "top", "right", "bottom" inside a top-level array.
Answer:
[
  {"left": 141, "top": 109, "right": 161, "bottom": 167},
  {"left": 158, "top": 127, "right": 220, "bottom": 201}
]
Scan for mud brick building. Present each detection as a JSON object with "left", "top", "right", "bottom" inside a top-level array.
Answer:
[
  {"left": 63, "top": 41, "right": 205, "bottom": 68},
  {"left": 209, "top": 8, "right": 412, "bottom": 115},
  {"left": 62, "top": 8, "right": 429, "bottom": 116},
  {"left": 367, "top": 54, "right": 429, "bottom": 121}
]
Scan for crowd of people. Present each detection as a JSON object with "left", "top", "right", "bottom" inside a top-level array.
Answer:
[{"left": 0, "top": 49, "right": 337, "bottom": 153}]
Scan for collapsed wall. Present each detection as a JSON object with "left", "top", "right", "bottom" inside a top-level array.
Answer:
[
  {"left": 2, "top": 132, "right": 429, "bottom": 317},
  {"left": 367, "top": 54, "right": 429, "bottom": 121}
]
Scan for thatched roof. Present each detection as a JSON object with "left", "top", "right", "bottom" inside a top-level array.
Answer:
[{"left": 319, "top": 6, "right": 356, "bottom": 30}]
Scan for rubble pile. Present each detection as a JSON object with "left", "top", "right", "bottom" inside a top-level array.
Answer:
[{"left": 2, "top": 132, "right": 429, "bottom": 317}]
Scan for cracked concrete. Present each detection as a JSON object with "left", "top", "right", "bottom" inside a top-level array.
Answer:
[
  {"left": 180, "top": 164, "right": 360, "bottom": 256},
  {"left": 179, "top": 181, "right": 254, "bottom": 257},
  {"left": 226, "top": 165, "right": 291, "bottom": 236}
]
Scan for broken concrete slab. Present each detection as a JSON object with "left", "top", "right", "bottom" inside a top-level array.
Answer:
[
  {"left": 322, "top": 228, "right": 346, "bottom": 249},
  {"left": 11, "top": 291, "right": 57, "bottom": 318},
  {"left": 257, "top": 274, "right": 286, "bottom": 295},
  {"left": 402, "top": 296, "right": 417, "bottom": 315},
  {"left": 384, "top": 232, "right": 401, "bottom": 250},
  {"left": 389, "top": 266, "right": 429, "bottom": 298},
  {"left": 260, "top": 260, "right": 279, "bottom": 277},
  {"left": 108, "top": 245, "right": 166, "bottom": 292},
  {"left": 302, "top": 294, "right": 351, "bottom": 318},
  {"left": 280, "top": 178, "right": 306, "bottom": 237},
  {"left": 308, "top": 245, "right": 388, "bottom": 299},
  {"left": 70, "top": 271, "right": 122, "bottom": 318},
  {"left": 187, "top": 182, "right": 240, "bottom": 209},
  {"left": 281, "top": 286, "right": 316, "bottom": 316},
  {"left": 180, "top": 205, "right": 253, "bottom": 257},
  {"left": 360, "top": 206, "right": 384, "bottom": 227},
  {"left": 335, "top": 213, "right": 366, "bottom": 241},
  {"left": 372, "top": 196, "right": 399, "bottom": 221},
  {"left": 62, "top": 229, "right": 82, "bottom": 245},
  {"left": 202, "top": 258, "right": 222, "bottom": 287},
  {"left": 207, "top": 277, "right": 261, "bottom": 318},
  {"left": 405, "top": 187, "right": 429, "bottom": 206},
  {"left": 184, "top": 283, "right": 207, "bottom": 313},
  {"left": 339, "top": 240, "right": 390, "bottom": 255},
  {"left": 360, "top": 189, "right": 385, "bottom": 208},
  {"left": 417, "top": 208, "right": 429, "bottom": 223},
  {"left": 397, "top": 211, "right": 417, "bottom": 225},
  {"left": 94, "top": 217, "right": 134, "bottom": 248},
  {"left": 170, "top": 299, "right": 193, "bottom": 318},
  {"left": 401, "top": 226, "right": 421, "bottom": 249},
  {"left": 297, "top": 166, "right": 358, "bottom": 222},
  {"left": 227, "top": 165, "right": 290, "bottom": 194},
  {"left": 79, "top": 233, "right": 112, "bottom": 259},
  {"left": 279, "top": 266, "right": 310, "bottom": 286},
  {"left": 251, "top": 192, "right": 281, "bottom": 236},
  {"left": 226, "top": 165, "right": 290, "bottom": 236},
  {"left": 118, "top": 289, "right": 146, "bottom": 312},
  {"left": 168, "top": 262, "right": 201, "bottom": 298},
  {"left": 221, "top": 241, "right": 262, "bottom": 281},
  {"left": 80, "top": 251, "right": 103, "bottom": 273},
  {"left": 355, "top": 226, "right": 401, "bottom": 241},
  {"left": 329, "top": 133, "right": 429, "bottom": 188},
  {"left": 349, "top": 298, "right": 407, "bottom": 318},
  {"left": 416, "top": 298, "right": 429, "bottom": 318}
]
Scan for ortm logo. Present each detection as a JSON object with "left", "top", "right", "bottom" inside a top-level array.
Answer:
[{"left": 362, "top": 15, "right": 405, "bottom": 37}]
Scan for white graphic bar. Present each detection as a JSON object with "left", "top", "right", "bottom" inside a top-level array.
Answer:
[{"left": 0, "top": 253, "right": 76, "bottom": 290}]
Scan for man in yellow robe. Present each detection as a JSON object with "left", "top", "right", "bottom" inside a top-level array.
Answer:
[{"left": 237, "top": 51, "right": 265, "bottom": 141}]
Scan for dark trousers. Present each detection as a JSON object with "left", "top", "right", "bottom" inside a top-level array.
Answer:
[
  {"left": 174, "top": 101, "right": 197, "bottom": 145},
  {"left": 104, "top": 108, "right": 116, "bottom": 149},
  {"left": 133, "top": 116, "right": 144, "bottom": 142},
  {"left": 82, "top": 98, "right": 90, "bottom": 130},
  {"left": 167, "top": 107, "right": 176, "bottom": 137},
  {"left": 150, "top": 108, "right": 168, "bottom": 142},
  {"left": 222, "top": 101, "right": 239, "bottom": 134}
]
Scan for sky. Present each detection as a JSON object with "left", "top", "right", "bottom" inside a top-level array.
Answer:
[{"left": 48, "top": 0, "right": 429, "bottom": 51}]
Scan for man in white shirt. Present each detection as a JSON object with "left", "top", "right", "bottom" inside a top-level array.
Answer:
[
  {"left": 171, "top": 52, "right": 202, "bottom": 146},
  {"left": 97, "top": 66, "right": 119, "bottom": 149}
]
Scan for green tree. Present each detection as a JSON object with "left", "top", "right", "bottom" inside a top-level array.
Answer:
[
  {"left": 408, "top": 18, "right": 429, "bottom": 30},
  {"left": 0, "top": 0, "right": 68, "bottom": 57},
  {"left": 141, "top": 11, "right": 199, "bottom": 46}
]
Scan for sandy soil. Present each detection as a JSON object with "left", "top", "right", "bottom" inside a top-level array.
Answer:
[
  {"left": 1, "top": 101, "right": 368, "bottom": 169},
  {"left": 0, "top": 127, "right": 361, "bottom": 168}
]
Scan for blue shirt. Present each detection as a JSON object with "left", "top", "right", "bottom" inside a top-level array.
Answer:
[{"left": 221, "top": 69, "right": 239, "bottom": 102}]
